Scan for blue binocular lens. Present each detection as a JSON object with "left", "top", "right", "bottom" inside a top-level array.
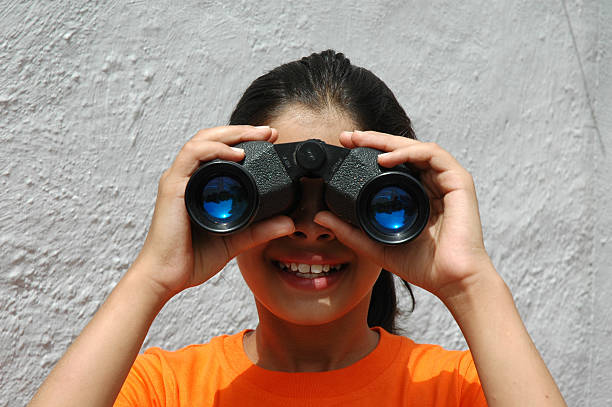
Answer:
[
  {"left": 201, "top": 176, "right": 249, "bottom": 224},
  {"left": 185, "top": 160, "right": 258, "bottom": 234},
  {"left": 356, "top": 170, "right": 428, "bottom": 244},
  {"left": 367, "top": 186, "right": 417, "bottom": 234}
]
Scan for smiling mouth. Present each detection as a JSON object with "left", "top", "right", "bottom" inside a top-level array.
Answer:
[{"left": 272, "top": 261, "right": 348, "bottom": 279}]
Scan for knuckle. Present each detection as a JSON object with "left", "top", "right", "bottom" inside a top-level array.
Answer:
[
  {"left": 182, "top": 140, "right": 198, "bottom": 154},
  {"left": 427, "top": 142, "right": 440, "bottom": 150},
  {"left": 193, "top": 128, "right": 211, "bottom": 140},
  {"left": 453, "top": 169, "right": 474, "bottom": 188},
  {"left": 463, "top": 171, "right": 476, "bottom": 187},
  {"left": 157, "top": 169, "right": 186, "bottom": 198},
  {"left": 157, "top": 172, "right": 172, "bottom": 194},
  {"left": 446, "top": 170, "right": 464, "bottom": 185},
  {"left": 158, "top": 169, "right": 170, "bottom": 186}
]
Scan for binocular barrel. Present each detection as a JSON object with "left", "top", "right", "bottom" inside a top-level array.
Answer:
[{"left": 185, "top": 139, "right": 429, "bottom": 245}]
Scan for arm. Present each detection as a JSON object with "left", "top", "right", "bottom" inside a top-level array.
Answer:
[
  {"left": 28, "top": 260, "right": 169, "bottom": 407},
  {"left": 28, "top": 125, "right": 294, "bottom": 407},
  {"left": 441, "top": 261, "right": 566, "bottom": 406},
  {"left": 315, "top": 130, "right": 566, "bottom": 407}
]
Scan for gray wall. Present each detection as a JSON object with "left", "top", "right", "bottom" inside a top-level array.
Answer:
[{"left": 1, "top": 1, "right": 609, "bottom": 405}]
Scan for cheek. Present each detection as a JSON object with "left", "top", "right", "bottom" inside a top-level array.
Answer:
[
  {"left": 236, "top": 248, "right": 280, "bottom": 306},
  {"left": 351, "top": 257, "right": 383, "bottom": 289},
  {"left": 236, "top": 250, "right": 266, "bottom": 286}
]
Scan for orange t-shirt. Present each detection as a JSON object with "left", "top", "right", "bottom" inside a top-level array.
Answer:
[{"left": 114, "top": 327, "right": 486, "bottom": 406}]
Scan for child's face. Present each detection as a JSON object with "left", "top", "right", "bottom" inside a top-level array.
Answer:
[{"left": 236, "top": 105, "right": 382, "bottom": 326}]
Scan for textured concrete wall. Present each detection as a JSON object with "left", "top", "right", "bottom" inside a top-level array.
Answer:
[
  {"left": 593, "top": 2, "right": 612, "bottom": 405},
  {"left": 0, "top": 1, "right": 608, "bottom": 405}
]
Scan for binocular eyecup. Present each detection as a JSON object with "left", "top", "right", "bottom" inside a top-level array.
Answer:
[{"left": 185, "top": 139, "right": 429, "bottom": 245}]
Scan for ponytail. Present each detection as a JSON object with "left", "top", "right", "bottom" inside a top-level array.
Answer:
[{"left": 368, "top": 270, "right": 415, "bottom": 334}]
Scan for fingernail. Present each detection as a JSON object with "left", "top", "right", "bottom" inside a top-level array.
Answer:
[
  {"left": 231, "top": 147, "right": 244, "bottom": 153},
  {"left": 341, "top": 131, "right": 353, "bottom": 137},
  {"left": 313, "top": 212, "right": 329, "bottom": 226},
  {"left": 255, "top": 125, "right": 270, "bottom": 129},
  {"left": 277, "top": 221, "right": 295, "bottom": 236}
]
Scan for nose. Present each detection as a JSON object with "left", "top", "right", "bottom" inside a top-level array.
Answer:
[{"left": 289, "top": 178, "right": 335, "bottom": 243}]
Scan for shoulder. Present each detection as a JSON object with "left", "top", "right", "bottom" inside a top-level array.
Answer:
[
  {"left": 379, "top": 329, "right": 472, "bottom": 365},
  {"left": 378, "top": 329, "right": 485, "bottom": 405},
  {"left": 398, "top": 334, "right": 478, "bottom": 381},
  {"left": 135, "top": 330, "right": 243, "bottom": 374},
  {"left": 402, "top": 337, "right": 476, "bottom": 376},
  {"left": 115, "top": 331, "right": 247, "bottom": 406}
]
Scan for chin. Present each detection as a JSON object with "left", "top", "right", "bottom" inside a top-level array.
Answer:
[{"left": 263, "top": 297, "right": 358, "bottom": 326}]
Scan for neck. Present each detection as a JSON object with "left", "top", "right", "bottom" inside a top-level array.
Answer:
[{"left": 244, "top": 296, "right": 380, "bottom": 372}]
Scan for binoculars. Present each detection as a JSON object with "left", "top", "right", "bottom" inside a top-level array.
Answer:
[{"left": 185, "top": 139, "right": 429, "bottom": 245}]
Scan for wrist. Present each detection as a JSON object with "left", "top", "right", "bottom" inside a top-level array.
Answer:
[
  {"left": 126, "top": 255, "right": 180, "bottom": 306},
  {"left": 435, "top": 258, "right": 506, "bottom": 316}
]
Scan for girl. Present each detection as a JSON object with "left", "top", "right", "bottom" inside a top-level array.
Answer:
[{"left": 29, "top": 50, "right": 566, "bottom": 406}]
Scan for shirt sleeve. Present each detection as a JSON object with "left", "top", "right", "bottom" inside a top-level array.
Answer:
[
  {"left": 458, "top": 351, "right": 488, "bottom": 407},
  {"left": 113, "top": 350, "right": 170, "bottom": 407}
]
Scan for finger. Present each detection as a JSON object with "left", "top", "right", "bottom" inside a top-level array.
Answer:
[
  {"left": 269, "top": 127, "right": 279, "bottom": 143},
  {"left": 377, "top": 142, "right": 462, "bottom": 172},
  {"left": 170, "top": 140, "right": 246, "bottom": 178},
  {"left": 339, "top": 130, "right": 358, "bottom": 148},
  {"left": 224, "top": 216, "right": 295, "bottom": 259},
  {"left": 378, "top": 143, "right": 474, "bottom": 198},
  {"left": 314, "top": 211, "right": 386, "bottom": 267},
  {"left": 340, "top": 130, "right": 420, "bottom": 151},
  {"left": 191, "top": 125, "right": 276, "bottom": 145}
]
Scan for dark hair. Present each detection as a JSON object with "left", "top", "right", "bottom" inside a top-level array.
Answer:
[{"left": 229, "top": 50, "right": 416, "bottom": 334}]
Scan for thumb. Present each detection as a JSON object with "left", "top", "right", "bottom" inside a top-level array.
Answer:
[
  {"left": 223, "top": 216, "right": 295, "bottom": 259},
  {"left": 314, "top": 211, "right": 385, "bottom": 265}
]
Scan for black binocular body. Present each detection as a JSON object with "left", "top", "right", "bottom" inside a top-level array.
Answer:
[{"left": 184, "top": 139, "right": 430, "bottom": 245}]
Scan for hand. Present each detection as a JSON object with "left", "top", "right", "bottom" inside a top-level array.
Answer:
[
  {"left": 314, "top": 130, "right": 494, "bottom": 300},
  {"left": 134, "top": 126, "right": 295, "bottom": 300}
]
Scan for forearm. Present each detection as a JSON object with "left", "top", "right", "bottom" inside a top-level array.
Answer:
[
  {"left": 28, "top": 259, "right": 170, "bottom": 407},
  {"left": 440, "top": 264, "right": 567, "bottom": 407}
]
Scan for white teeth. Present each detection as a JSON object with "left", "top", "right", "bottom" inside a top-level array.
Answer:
[{"left": 276, "top": 261, "right": 344, "bottom": 275}]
